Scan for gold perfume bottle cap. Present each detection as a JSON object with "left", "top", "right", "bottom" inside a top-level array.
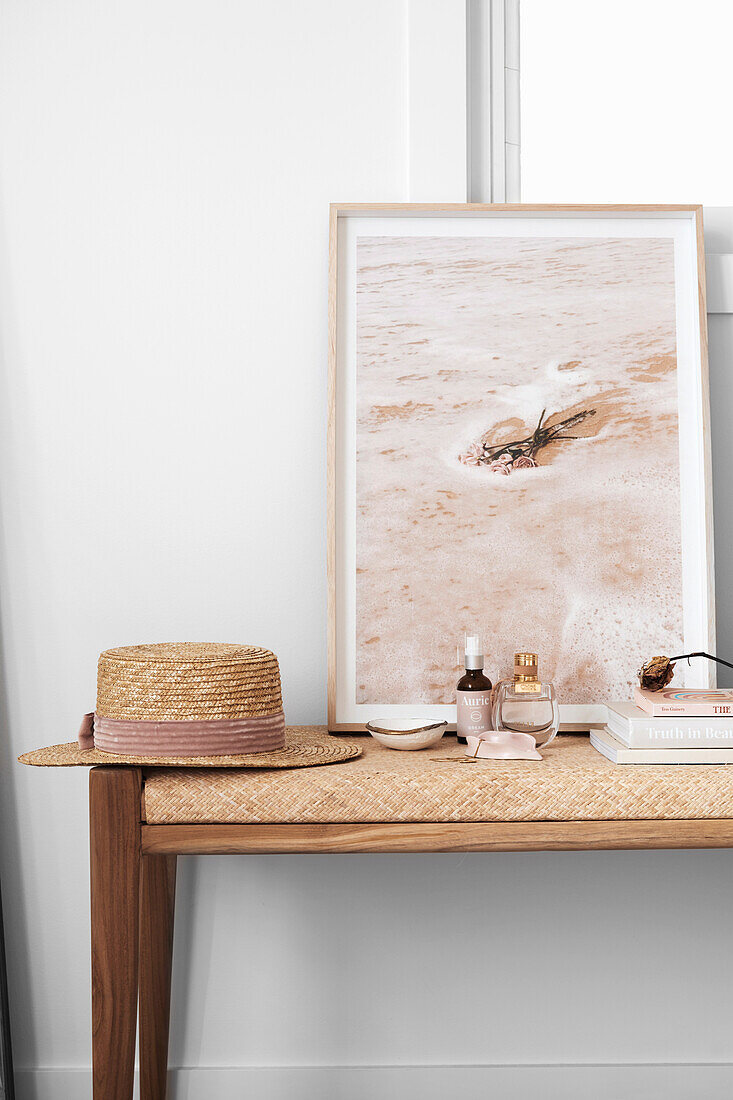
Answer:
[{"left": 514, "top": 652, "right": 539, "bottom": 685}]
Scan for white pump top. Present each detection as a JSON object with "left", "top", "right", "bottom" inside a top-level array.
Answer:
[{"left": 464, "top": 631, "right": 483, "bottom": 669}]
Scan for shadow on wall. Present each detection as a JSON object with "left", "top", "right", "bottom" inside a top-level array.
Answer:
[
  {"left": 164, "top": 847, "right": 733, "bottom": 1070},
  {"left": 709, "top": 316, "right": 733, "bottom": 683},
  {"left": 0, "top": 635, "right": 24, "bottom": 1100}
]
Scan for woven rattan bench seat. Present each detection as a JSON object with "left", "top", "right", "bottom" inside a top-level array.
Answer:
[{"left": 141, "top": 731, "right": 733, "bottom": 825}]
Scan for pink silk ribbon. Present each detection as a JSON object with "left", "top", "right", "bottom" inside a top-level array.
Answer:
[{"left": 77, "top": 710, "right": 286, "bottom": 756}]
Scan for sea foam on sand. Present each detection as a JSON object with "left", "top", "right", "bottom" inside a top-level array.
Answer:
[{"left": 355, "top": 235, "right": 683, "bottom": 705}]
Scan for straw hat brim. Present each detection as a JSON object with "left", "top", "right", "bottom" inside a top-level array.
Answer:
[{"left": 19, "top": 725, "right": 361, "bottom": 770}]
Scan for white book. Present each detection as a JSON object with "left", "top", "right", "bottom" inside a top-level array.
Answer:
[
  {"left": 607, "top": 701, "right": 733, "bottom": 748},
  {"left": 591, "top": 726, "right": 733, "bottom": 765}
]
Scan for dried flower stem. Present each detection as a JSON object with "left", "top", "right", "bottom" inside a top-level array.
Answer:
[
  {"left": 669, "top": 651, "right": 733, "bottom": 674},
  {"left": 481, "top": 408, "right": 596, "bottom": 464},
  {"left": 638, "top": 650, "right": 733, "bottom": 691}
]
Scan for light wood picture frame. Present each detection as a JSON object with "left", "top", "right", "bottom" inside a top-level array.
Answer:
[{"left": 328, "top": 204, "right": 713, "bottom": 732}]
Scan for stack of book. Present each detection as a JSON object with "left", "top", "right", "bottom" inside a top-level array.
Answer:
[{"left": 591, "top": 687, "right": 733, "bottom": 764}]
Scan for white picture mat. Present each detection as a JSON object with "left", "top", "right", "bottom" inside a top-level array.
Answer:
[{"left": 332, "top": 209, "right": 712, "bottom": 728}]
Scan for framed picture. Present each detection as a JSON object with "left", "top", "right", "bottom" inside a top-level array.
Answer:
[{"left": 328, "top": 204, "right": 713, "bottom": 731}]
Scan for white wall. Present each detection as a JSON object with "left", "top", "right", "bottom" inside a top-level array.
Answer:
[
  {"left": 521, "top": 0, "right": 733, "bottom": 204},
  {"left": 1, "top": 3, "right": 733, "bottom": 1098}
]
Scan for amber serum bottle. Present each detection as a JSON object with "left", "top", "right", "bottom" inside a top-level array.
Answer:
[{"left": 456, "top": 632, "right": 494, "bottom": 744}]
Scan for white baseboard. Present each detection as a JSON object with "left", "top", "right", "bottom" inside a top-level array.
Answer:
[{"left": 15, "top": 1063, "right": 733, "bottom": 1100}]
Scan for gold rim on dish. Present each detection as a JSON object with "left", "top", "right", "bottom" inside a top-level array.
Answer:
[{"left": 366, "top": 720, "right": 448, "bottom": 737}]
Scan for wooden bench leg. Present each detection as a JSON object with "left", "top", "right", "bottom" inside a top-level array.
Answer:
[
  {"left": 90, "top": 767, "right": 142, "bottom": 1100},
  {"left": 139, "top": 854, "right": 177, "bottom": 1100}
]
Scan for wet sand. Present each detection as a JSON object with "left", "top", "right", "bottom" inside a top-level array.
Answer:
[{"left": 355, "top": 235, "right": 683, "bottom": 705}]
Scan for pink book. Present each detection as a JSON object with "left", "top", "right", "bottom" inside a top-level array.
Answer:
[{"left": 634, "top": 687, "right": 733, "bottom": 718}]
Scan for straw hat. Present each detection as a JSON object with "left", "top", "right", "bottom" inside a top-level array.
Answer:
[
  {"left": 81, "top": 642, "right": 288, "bottom": 758},
  {"left": 24, "top": 726, "right": 361, "bottom": 770}
]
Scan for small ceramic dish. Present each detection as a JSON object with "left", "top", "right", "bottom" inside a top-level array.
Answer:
[
  {"left": 464, "top": 731, "right": 541, "bottom": 761},
  {"left": 365, "top": 718, "right": 447, "bottom": 751}
]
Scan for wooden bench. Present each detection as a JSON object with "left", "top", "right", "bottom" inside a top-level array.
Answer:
[{"left": 28, "top": 730, "right": 733, "bottom": 1098}]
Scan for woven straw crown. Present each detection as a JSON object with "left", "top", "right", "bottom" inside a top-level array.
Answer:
[{"left": 96, "top": 642, "right": 283, "bottom": 722}]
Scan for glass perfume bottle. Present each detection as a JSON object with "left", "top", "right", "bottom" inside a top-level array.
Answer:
[{"left": 492, "top": 652, "right": 559, "bottom": 748}]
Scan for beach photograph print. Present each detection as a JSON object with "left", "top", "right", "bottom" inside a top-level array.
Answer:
[{"left": 354, "top": 234, "right": 684, "bottom": 706}]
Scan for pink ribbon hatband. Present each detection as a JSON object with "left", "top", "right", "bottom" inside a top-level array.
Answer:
[{"left": 77, "top": 710, "right": 286, "bottom": 756}]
